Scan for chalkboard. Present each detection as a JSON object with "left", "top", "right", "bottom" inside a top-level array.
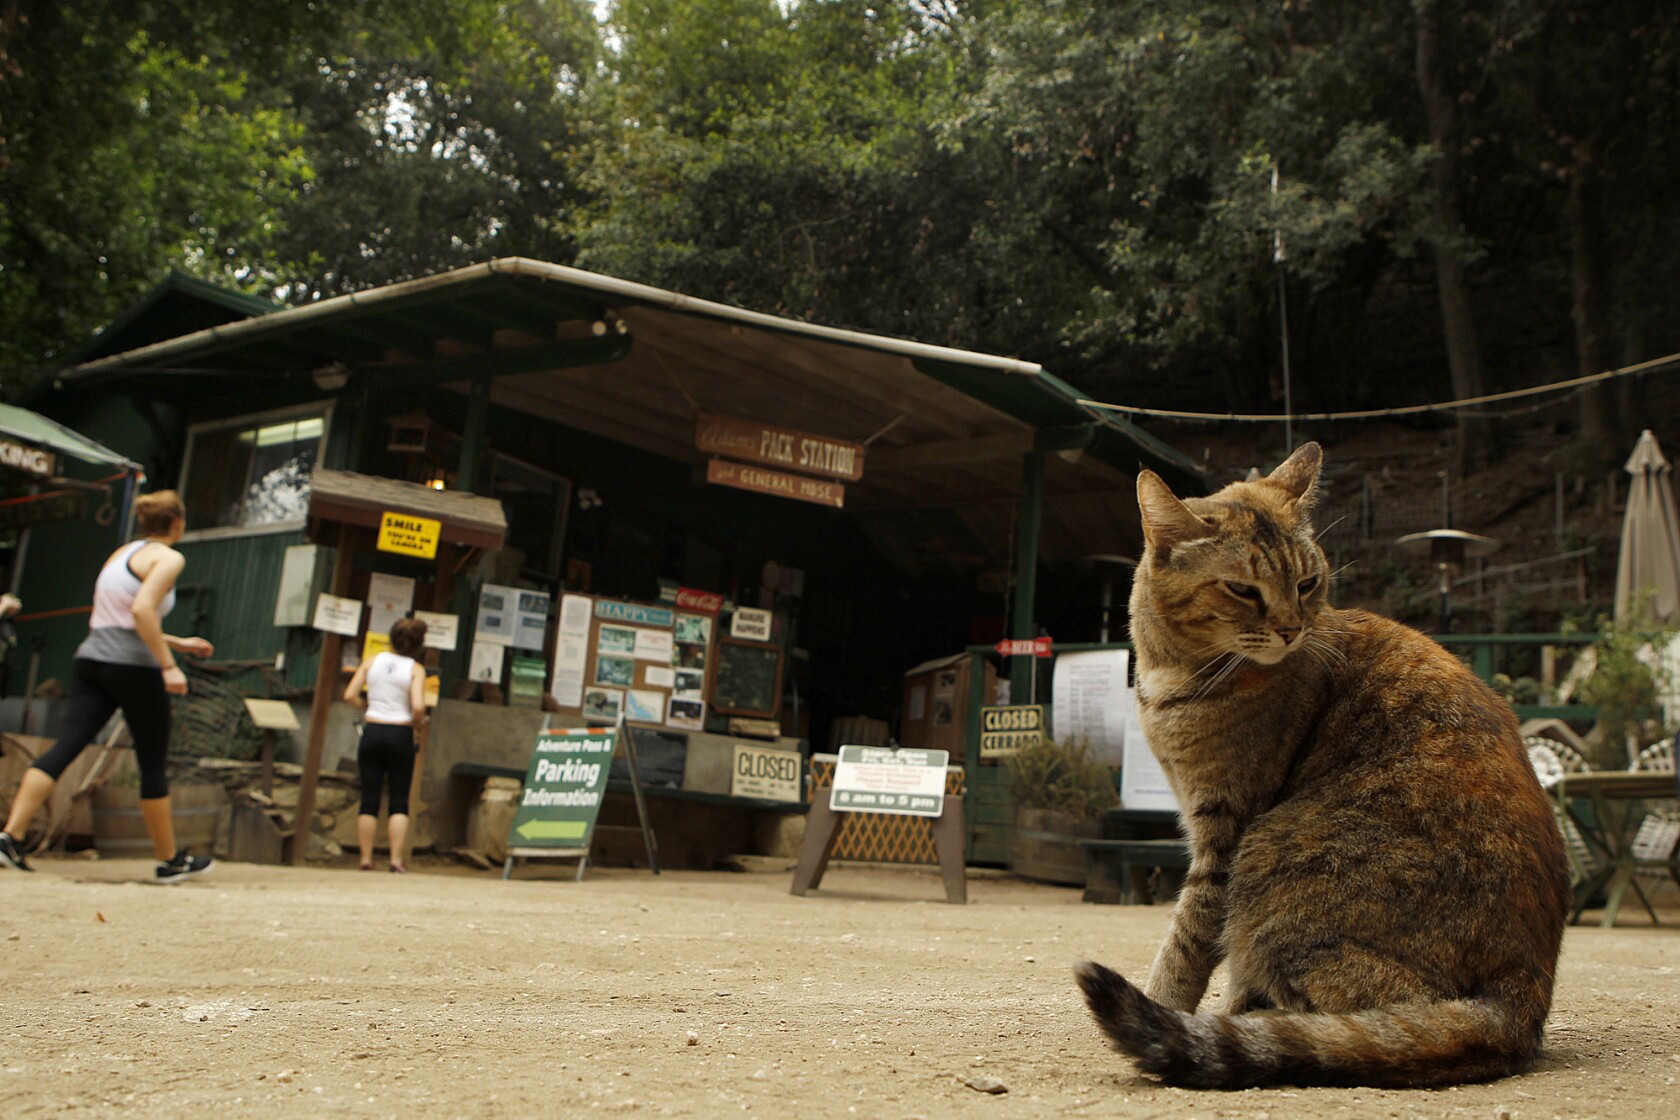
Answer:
[
  {"left": 712, "top": 638, "right": 783, "bottom": 717},
  {"left": 609, "top": 726, "right": 688, "bottom": 788}
]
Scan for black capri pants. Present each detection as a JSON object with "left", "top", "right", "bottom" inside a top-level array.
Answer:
[
  {"left": 33, "top": 658, "right": 172, "bottom": 799},
  {"left": 357, "top": 722, "right": 417, "bottom": 816}
]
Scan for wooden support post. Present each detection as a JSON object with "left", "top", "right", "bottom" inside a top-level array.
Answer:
[
  {"left": 292, "top": 524, "right": 355, "bottom": 865},
  {"left": 457, "top": 371, "right": 492, "bottom": 494},
  {"left": 618, "top": 720, "right": 661, "bottom": 874},
  {"left": 788, "top": 797, "right": 846, "bottom": 897},
  {"left": 1010, "top": 450, "right": 1044, "bottom": 703},
  {"left": 260, "top": 731, "right": 276, "bottom": 799},
  {"left": 930, "top": 795, "right": 968, "bottom": 904}
]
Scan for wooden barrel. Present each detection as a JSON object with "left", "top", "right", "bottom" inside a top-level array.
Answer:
[{"left": 91, "top": 783, "right": 225, "bottom": 857}]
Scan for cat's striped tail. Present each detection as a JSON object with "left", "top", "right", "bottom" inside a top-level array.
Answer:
[{"left": 1073, "top": 961, "right": 1544, "bottom": 1089}]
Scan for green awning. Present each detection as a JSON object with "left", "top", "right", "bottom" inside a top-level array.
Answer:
[{"left": 0, "top": 402, "right": 139, "bottom": 470}]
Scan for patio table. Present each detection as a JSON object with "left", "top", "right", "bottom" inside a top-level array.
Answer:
[{"left": 1556, "top": 769, "right": 1680, "bottom": 927}]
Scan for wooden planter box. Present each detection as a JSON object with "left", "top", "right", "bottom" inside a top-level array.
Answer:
[{"left": 1009, "top": 807, "right": 1100, "bottom": 886}]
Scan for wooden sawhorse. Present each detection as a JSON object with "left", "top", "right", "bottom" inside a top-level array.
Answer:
[{"left": 789, "top": 794, "right": 967, "bottom": 904}]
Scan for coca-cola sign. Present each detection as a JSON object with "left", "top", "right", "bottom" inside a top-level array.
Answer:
[{"left": 675, "top": 587, "right": 723, "bottom": 615}]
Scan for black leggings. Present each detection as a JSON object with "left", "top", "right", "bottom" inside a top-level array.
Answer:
[
  {"left": 357, "top": 723, "right": 416, "bottom": 816},
  {"left": 34, "top": 658, "right": 172, "bottom": 799}
]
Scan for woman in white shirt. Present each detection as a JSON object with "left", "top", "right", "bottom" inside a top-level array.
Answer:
[{"left": 343, "top": 616, "right": 427, "bottom": 873}]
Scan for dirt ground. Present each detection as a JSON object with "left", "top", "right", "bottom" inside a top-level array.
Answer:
[{"left": 3, "top": 855, "right": 1678, "bottom": 1120}]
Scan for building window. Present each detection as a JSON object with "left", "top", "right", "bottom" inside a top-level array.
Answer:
[
  {"left": 182, "top": 406, "right": 330, "bottom": 531},
  {"left": 488, "top": 452, "right": 571, "bottom": 580}
]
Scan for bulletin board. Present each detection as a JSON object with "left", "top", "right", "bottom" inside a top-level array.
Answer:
[{"left": 549, "top": 594, "right": 717, "bottom": 731}]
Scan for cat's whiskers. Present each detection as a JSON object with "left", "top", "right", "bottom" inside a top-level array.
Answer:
[
  {"left": 1300, "top": 635, "right": 1347, "bottom": 671},
  {"left": 1316, "top": 514, "right": 1350, "bottom": 537},
  {"left": 1188, "top": 652, "right": 1245, "bottom": 702}
]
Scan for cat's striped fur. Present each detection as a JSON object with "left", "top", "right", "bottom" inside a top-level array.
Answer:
[{"left": 1075, "top": 442, "right": 1569, "bottom": 1088}]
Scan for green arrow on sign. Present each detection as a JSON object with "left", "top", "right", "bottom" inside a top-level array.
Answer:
[{"left": 516, "top": 819, "right": 588, "bottom": 841}]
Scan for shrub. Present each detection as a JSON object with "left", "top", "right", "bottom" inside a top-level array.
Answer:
[{"left": 1003, "top": 738, "right": 1118, "bottom": 822}]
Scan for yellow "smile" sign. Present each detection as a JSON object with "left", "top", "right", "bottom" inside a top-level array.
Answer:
[{"left": 377, "top": 510, "right": 441, "bottom": 558}]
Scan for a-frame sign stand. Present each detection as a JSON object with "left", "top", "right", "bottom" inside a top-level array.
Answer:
[{"left": 503, "top": 711, "right": 659, "bottom": 881}]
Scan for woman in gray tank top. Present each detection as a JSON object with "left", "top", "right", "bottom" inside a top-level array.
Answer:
[{"left": 0, "top": 491, "right": 217, "bottom": 882}]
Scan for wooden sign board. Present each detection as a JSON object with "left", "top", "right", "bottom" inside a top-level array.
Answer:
[
  {"left": 376, "top": 510, "right": 441, "bottom": 559},
  {"left": 706, "top": 459, "right": 845, "bottom": 508},
  {"left": 978, "top": 704, "right": 1045, "bottom": 759},
  {"left": 242, "top": 698, "right": 301, "bottom": 731},
  {"left": 829, "top": 746, "right": 948, "bottom": 817},
  {"left": 506, "top": 727, "right": 616, "bottom": 853},
  {"left": 730, "top": 742, "right": 803, "bottom": 802},
  {"left": 695, "top": 411, "right": 865, "bottom": 481}
]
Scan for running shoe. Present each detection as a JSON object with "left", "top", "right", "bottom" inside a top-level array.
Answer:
[
  {"left": 155, "top": 848, "right": 214, "bottom": 883},
  {"left": 0, "top": 831, "right": 31, "bottom": 872}
]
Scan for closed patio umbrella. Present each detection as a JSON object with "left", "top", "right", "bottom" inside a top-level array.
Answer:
[{"left": 1614, "top": 429, "right": 1680, "bottom": 622}]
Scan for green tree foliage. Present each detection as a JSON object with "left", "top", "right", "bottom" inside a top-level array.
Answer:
[
  {"left": 0, "top": 3, "right": 313, "bottom": 378},
  {"left": 2, "top": 0, "right": 1676, "bottom": 439},
  {"left": 0, "top": 0, "right": 601, "bottom": 381},
  {"left": 1476, "top": 0, "right": 1680, "bottom": 456},
  {"left": 574, "top": 1, "right": 1016, "bottom": 344},
  {"left": 955, "top": 1, "right": 1439, "bottom": 398},
  {"left": 268, "top": 0, "right": 602, "bottom": 301}
]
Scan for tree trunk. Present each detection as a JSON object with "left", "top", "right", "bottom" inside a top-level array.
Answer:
[
  {"left": 1567, "top": 157, "right": 1621, "bottom": 462},
  {"left": 1414, "top": 0, "right": 1492, "bottom": 470}
]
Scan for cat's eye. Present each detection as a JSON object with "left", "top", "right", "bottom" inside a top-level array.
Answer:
[
  {"left": 1223, "top": 580, "right": 1262, "bottom": 601},
  {"left": 1298, "top": 575, "right": 1320, "bottom": 595}
]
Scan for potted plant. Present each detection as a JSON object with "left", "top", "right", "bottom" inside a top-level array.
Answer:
[
  {"left": 1003, "top": 738, "right": 1118, "bottom": 886},
  {"left": 1569, "top": 613, "right": 1679, "bottom": 769}
]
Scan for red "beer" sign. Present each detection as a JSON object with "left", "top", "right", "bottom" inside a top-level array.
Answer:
[{"left": 995, "top": 637, "right": 1053, "bottom": 657}]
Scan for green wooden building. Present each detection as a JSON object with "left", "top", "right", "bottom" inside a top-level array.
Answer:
[{"left": 13, "top": 259, "right": 1207, "bottom": 863}]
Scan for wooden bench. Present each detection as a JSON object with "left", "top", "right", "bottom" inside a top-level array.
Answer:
[{"left": 1081, "top": 807, "right": 1189, "bottom": 905}]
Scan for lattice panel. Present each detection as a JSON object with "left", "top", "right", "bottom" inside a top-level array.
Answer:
[{"left": 809, "top": 758, "right": 965, "bottom": 864}]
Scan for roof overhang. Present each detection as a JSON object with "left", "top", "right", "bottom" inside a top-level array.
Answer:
[
  {"left": 56, "top": 258, "right": 1205, "bottom": 574},
  {"left": 309, "top": 469, "right": 507, "bottom": 552}
]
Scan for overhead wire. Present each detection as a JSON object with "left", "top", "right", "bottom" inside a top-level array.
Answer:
[{"left": 1076, "top": 350, "right": 1680, "bottom": 424}]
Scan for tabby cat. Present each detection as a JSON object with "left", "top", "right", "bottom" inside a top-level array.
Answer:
[{"left": 1074, "top": 442, "right": 1569, "bottom": 1088}]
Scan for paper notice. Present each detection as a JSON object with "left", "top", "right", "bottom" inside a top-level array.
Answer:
[
  {"left": 414, "top": 610, "right": 459, "bottom": 651},
  {"left": 1049, "top": 649, "right": 1129, "bottom": 766},
  {"left": 312, "top": 594, "right": 362, "bottom": 636},
  {"left": 367, "top": 573, "right": 414, "bottom": 636},
  {"left": 1120, "top": 690, "right": 1179, "bottom": 812},
  {"left": 469, "top": 640, "right": 505, "bottom": 683}
]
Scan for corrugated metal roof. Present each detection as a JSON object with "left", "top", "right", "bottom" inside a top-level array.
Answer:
[{"left": 53, "top": 258, "right": 1205, "bottom": 572}]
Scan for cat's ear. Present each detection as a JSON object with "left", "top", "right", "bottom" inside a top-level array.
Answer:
[
  {"left": 1137, "top": 470, "right": 1215, "bottom": 552},
  {"left": 1267, "top": 442, "right": 1322, "bottom": 508}
]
